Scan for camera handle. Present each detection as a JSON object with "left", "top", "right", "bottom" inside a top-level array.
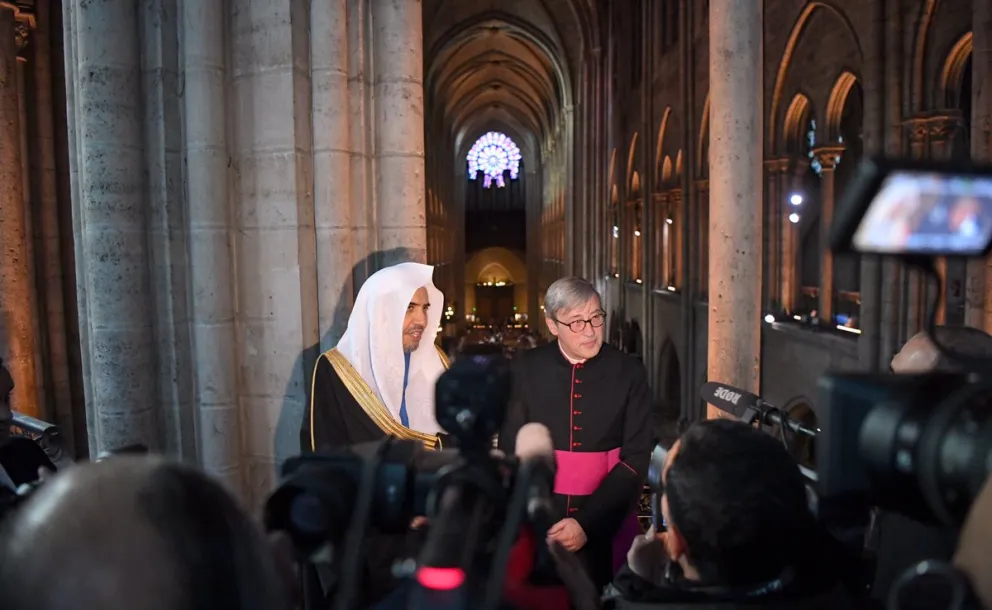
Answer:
[{"left": 332, "top": 438, "right": 395, "bottom": 610}]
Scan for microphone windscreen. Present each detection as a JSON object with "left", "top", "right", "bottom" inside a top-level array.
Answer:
[{"left": 514, "top": 423, "right": 554, "bottom": 465}]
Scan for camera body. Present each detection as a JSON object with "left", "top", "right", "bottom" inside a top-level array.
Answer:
[{"left": 816, "top": 371, "right": 992, "bottom": 528}]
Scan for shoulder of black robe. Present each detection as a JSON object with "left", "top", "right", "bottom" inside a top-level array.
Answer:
[
  {"left": 572, "top": 346, "right": 654, "bottom": 540},
  {"left": 301, "top": 352, "right": 388, "bottom": 452},
  {"left": 301, "top": 349, "right": 455, "bottom": 453}
]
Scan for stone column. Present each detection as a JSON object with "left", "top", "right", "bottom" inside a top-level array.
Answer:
[
  {"left": 763, "top": 159, "right": 787, "bottom": 309},
  {"left": 815, "top": 146, "right": 844, "bottom": 322},
  {"left": 230, "top": 0, "right": 319, "bottom": 502},
  {"left": 780, "top": 167, "right": 799, "bottom": 312},
  {"left": 372, "top": 0, "right": 426, "bottom": 265},
  {"left": 695, "top": 179, "right": 709, "bottom": 295},
  {"left": 0, "top": 6, "right": 40, "bottom": 417},
  {"left": 312, "top": 0, "right": 355, "bottom": 349},
  {"left": 16, "top": 25, "right": 46, "bottom": 418},
  {"left": 31, "top": 0, "right": 73, "bottom": 444},
  {"left": 182, "top": 2, "right": 241, "bottom": 486},
  {"left": 65, "top": 0, "right": 158, "bottom": 451},
  {"left": 707, "top": 0, "right": 763, "bottom": 414}
]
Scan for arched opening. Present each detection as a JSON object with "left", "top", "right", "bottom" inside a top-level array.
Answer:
[
  {"left": 782, "top": 399, "right": 817, "bottom": 468},
  {"left": 656, "top": 340, "right": 682, "bottom": 437},
  {"left": 782, "top": 95, "right": 821, "bottom": 317},
  {"left": 942, "top": 47, "right": 973, "bottom": 325},
  {"left": 832, "top": 80, "right": 865, "bottom": 329}
]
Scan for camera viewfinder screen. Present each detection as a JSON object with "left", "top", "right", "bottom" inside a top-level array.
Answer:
[{"left": 851, "top": 171, "right": 992, "bottom": 255}]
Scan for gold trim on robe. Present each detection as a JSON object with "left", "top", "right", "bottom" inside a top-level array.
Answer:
[{"left": 310, "top": 345, "right": 451, "bottom": 452}]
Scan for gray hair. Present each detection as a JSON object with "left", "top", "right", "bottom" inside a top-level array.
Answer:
[{"left": 544, "top": 277, "right": 602, "bottom": 319}]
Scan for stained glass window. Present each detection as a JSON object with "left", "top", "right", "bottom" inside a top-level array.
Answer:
[{"left": 466, "top": 131, "right": 522, "bottom": 188}]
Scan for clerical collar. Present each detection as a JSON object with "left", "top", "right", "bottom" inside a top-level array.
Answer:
[{"left": 558, "top": 342, "right": 587, "bottom": 365}]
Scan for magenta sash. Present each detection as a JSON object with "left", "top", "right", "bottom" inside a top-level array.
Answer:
[{"left": 553, "top": 448, "right": 643, "bottom": 573}]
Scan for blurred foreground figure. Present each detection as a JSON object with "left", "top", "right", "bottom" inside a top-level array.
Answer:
[
  {"left": 871, "top": 325, "right": 992, "bottom": 602},
  {"left": 0, "top": 456, "right": 293, "bottom": 610},
  {"left": 610, "top": 420, "right": 851, "bottom": 609}
]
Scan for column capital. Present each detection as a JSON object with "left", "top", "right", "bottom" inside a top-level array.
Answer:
[
  {"left": 14, "top": 21, "right": 27, "bottom": 53},
  {"left": 813, "top": 145, "right": 845, "bottom": 171},
  {"left": 905, "top": 111, "right": 965, "bottom": 144},
  {"left": 668, "top": 188, "right": 683, "bottom": 204},
  {"left": 764, "top": 157, "right": 790, "bottom": 173},
  {"left": 694, "top": 178, "right": 709, "bottom": 191}
]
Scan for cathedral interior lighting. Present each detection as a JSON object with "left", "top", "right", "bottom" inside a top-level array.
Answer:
[
  {"left": 790, "top": 193, "right": 804, "bottom": 206},
  {"left": 764, "top": 314, "right": 776, "bottom": 323},
  {"left": 466, "top": 131, "right": 522, "bottom": 188},
  {"left": 789, "top": 213, "right": 801, "bottom": 224}
]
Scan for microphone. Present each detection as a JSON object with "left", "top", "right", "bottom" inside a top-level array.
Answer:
[
  {"left": 514, "top": 423, "right": 558, "bottom": 533},
  {"left": 701, "top": 382, "right": 817, "bottom": 438}
]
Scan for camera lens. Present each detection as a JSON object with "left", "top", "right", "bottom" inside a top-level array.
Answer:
[{"left": 264, "top": 468, "right": 357, "bottom": 555}]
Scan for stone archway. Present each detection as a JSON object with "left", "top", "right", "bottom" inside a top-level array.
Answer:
[
  {"left": 782, "top": 396, "right": 818, "bottom": 468},
  {"left": 656, "top": 339, "right": 682, "bottom": 426}
]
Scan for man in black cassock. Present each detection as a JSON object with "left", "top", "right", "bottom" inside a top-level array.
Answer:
[
  {"left": 299, "top": 262, "right": 450, "bottom": 607},
  {"left": 499, "top": 276, "right": 653, "bottom": 590}
]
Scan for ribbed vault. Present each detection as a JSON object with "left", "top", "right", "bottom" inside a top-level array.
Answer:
[{"left": 424, "top": 0, "right": 596, "bottom": 159}]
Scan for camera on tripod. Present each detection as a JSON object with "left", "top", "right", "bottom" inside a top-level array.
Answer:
[
  {"left": 265, "top": 348, "right": 553, "bottom": 610},
  {"left": 816, "top": 157, "right": 992, "bottom": 530}
]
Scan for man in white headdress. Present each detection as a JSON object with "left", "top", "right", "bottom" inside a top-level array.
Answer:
[
  {"left": 299, "top": 262, "right": 450, "bottom": 607},
  {"left": 302, "top": 262, "right": 450, "bottom": 453}
]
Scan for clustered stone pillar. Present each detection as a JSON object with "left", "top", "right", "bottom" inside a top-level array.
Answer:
[
  {"left": 816, "top": 146, "right": 844, "bottom": 322},
  {"left": 372, "top": 0, "right": 427, "bottom": 265},
  {"left": 706, "top": 0, "right": 763, "bottom": 416},
  {"left": 0, "top": 5, "right": 40, "bottom": 417},
  {"left": 183, "top": 2, "right": 241, "bottom": 487},
  {"left": 30, "top": 0, "right": 74, "bottom": 444},
  {"left": 58, "top": 0, "right": 431, "bottom": 502},
  {"left": 63, "top": 1, "right": 158, "bottom": 452}
]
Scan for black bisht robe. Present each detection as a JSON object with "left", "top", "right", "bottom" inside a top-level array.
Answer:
[
  {"left": 499, "top": 341, "right": 653, "bottom": 589},
  {"left": 299, "top": 346, "right": 450, "bottom": 608}
]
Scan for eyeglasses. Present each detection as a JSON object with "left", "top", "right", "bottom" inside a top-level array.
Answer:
[{"left": 553, "top": 312, "right": 606, "bottom": 333}]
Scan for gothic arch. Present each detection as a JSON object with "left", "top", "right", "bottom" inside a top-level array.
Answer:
[
  {"left": 783, "top": 93, "right": 812, "bottom": 154},
  {"left": 911, "top": 0, "right": 940, "bottom": 111},
  {"left": 697, "top": 92, "right": 710, "bottom": 176},
  {"left": 655, "top": 106, "right": 672, "bottom": 188},
  {"left": 768, "top": 1, "right": 863, "bottom": 153},
  {"left": 626, "top": 132, "right": 640, "bottom": 196},
  {"left": 631, "top": 171, "right": 642, "bottom": 199},
  {"left": 608, "top": 147, "right": 618, "bottom": 192},
  {"left": 674, "top": 150, "right": 683, "bottom": 179},
  {"left": 656, "top": 338, "right": 681, "bottom": 422},
  {"left": 825, "top": 71, "right": 859, "bottom": 142},
  {"left": 661, "top": 156, "right": 673, "bottom": 184},
  {"left": 478, "top": 262, "right": 514, "bottom": 283},
  {"left": 940, "top": 32, "right": 973, "bottom": 109}
]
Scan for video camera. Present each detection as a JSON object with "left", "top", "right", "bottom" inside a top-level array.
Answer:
[
  {"left": 265, "top": 349, "right": 559, "bottom": 610},
  {"left": 704, "top": 158, "right": 992, "bottom": 608}
]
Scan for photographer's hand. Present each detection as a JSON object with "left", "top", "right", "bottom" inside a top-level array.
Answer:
[
  {"left": 626, "top": 526, "right": 667, "bottom": 585},
  {"left": 547, "top": 517, "right": 587, "bottom": 552}
]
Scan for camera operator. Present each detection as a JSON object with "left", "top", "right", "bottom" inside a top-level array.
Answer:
[
  {"left": 607, "top": 419, "right": 851, "bottom": 609},
  {"left": 0, "top": 455, "right": 296, "bottom": 610},
  {"left": 870, "top": 325, "right": 992, "bottom": 603}
]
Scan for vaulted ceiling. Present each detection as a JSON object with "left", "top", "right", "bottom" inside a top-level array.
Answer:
[{"left": 423, "top": 0, "right": 599, "bottom": 162}]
